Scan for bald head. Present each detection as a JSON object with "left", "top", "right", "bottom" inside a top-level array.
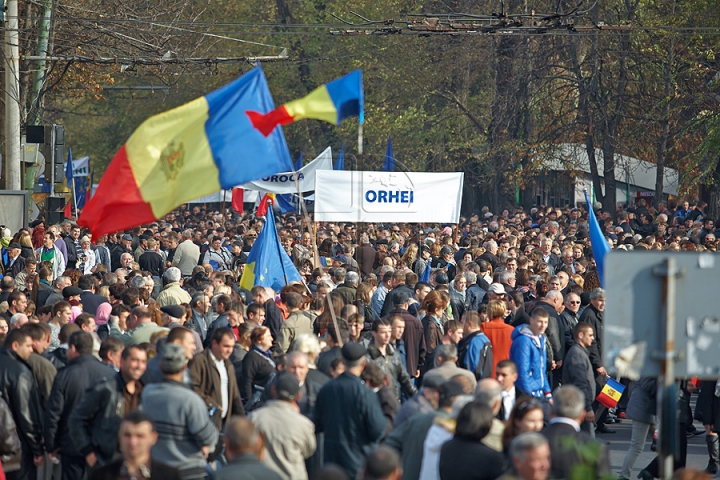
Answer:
[{"left": 476, "top": 378, "right": 503, "bottom": 415}]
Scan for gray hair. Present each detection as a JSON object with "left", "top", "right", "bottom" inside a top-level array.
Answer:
[
  {"left": 546, "top": 290, "right": 563, "bottom": 302},
  {"left": 475, "top": 378, "right": 503, "bottom": 409},
  {"left": 54, "top": 276, "right": 69, "bottom": 289},
  {"left": 286, "top": 350, "right": 310, "bottom": 368},
  {"left": 498, "top": 271, "right": 515, "bottom": 284},
  {"left": 436, "top": 344, "right": 458, "bottom": 361},
  {"left": 164, "top": 267, "right": 182, "bottom": 283},
  {"left": 345, "top": 271, "right": 360, "bottom": 286},
  {"left": 182, "top": 229, "right": 193, "bottom": 239},
  {"left": 464, "top": 271, "right": 477, "bottom": 284},
  {"left": 589, "top": 287, "right": 605, "bottom": 300},
  {"left": 552, "top": 385, "right": 586, "bottom": 420},
  {"left": 529, "top": 275, "right": 543, "bottom": 283},
  {"left": 10, "top": 313, "right": 28, "bottom": 327},
  {"left": 541, "top": 237, "right": 553, "bottom": 245},
  {"left": 509, "top": 432, "right": 549, "bottom": 461},
  {"left": 292, "top": 334, "right": 321, "bottom": 361},
  {"left": 379, "top": 265, "right": 395, "bottom": 276},
  {"left": 549, "top": 221, "right": 559, "bottom": 229},
  {"left": 485, "top": 240, "right": 497, "bottom": 250}
]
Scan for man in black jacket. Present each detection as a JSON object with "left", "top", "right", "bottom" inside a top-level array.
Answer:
[
  {"left": 366, "top": 319, "right": 416, "bottom": 402},
  {"left": 44, "top": 331, "right": 115, "bottom": 480},
  {"left": 0, "top": 329, "right": 44, "bottom": 480},
  {"left": 110, "top": 234, "right": 133, "bottom": 271},
  {"left": 541, "top": 385, "right": 609, "bottom": 479},
  {"left": 89, "top": 412, "right": 181, "bottom": 480},
  {"left": 78, "top": 275, "right": 109, "bottom": 316},
  {"left": 70, "top": 345, "right": 147, "bottom": 467},
  {"left": 579, "top": 288, "right": 611, "bottom": 432},
  {"left": 561, "top": 323, "right": 597, "bottom": 434},
  {"left": 251, "top": 285, "right": 284, "bottom": 342},
  {"left": 380, "top": 271, "right": 414, "bottom": 318}
]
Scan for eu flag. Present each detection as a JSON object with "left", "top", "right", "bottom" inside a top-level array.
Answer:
[
  {"left": 382, "top": 136, "right": 395, "bottom": 171},
  {"left": 584, "top": 191, "right": 611, "bottom": 287},
  {"left": 239, "top": 208, "right": 303, "bottom": 291}
]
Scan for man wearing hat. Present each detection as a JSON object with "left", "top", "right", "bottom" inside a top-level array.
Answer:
[
  {"left": 248, "top": 372, "right": 316, "bottom": 480},
  {"left": 77, "top": 236, "right": 97, "bottom": 274},
  {"left": 111, "top": 234, "right": 134, "bottom": 271},
  {"left": 156, "top": 267, "right": 192, "bottom": 307},
  {"left": 315, "top": 343, "right": 387, "bottom": 478},
  {"left": 141, "top": 343, "right": 218, "bottom": 479},
  {"left": 3, "top": 243, "right": 25, "bottom": 278}
]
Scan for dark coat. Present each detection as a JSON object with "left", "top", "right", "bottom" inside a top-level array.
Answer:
[
  {"left": 35, "top": 282, "right": 54, "bottom": 308},
  {"left": 421, "top": 315, "right": 443, "bottom": 368},
  {"left": 562, "top": 344, "right": 595, "bottom": 412},
  {"left": 69, "top": 372, "right": 141, "bottom": 464},
  {"left": 385, "top": 411, "right": 438, "bottom": 480},
  {"left": 300, "top": 369, "right": 329, "bottom": 419},
  {"left": 438, "top": 437, "right": 506, "bottom": 480},
  {"left": 466, "top": 284, "right": 486, "bottom": 312},
  {"left": 497, "top": 386, "right": 530, "bottom": 421},
  {"left": 239, "top": 348, "right": 276, "bottom": 403},
  {"left": 0, "top": 347, "right": 44, "bottom": 457},
  {"left": 264, "top": 299, "right": 284, "bottom": 341},
  {"left": 531, "top": 301, "right": 566, "bottom": 362},
  {"left": 0, "top": 384, "right": 23, "bottom": 470},
  {"left": 314, "top": 372, "right": 387, "bottom": 478},
  {"left": 380, "top": 284, "right": 414, "bottom": 318},
  {"left": 43, "top": 347, "right": 68, "bottom": 370},
  {"left": 477, "top": 252, "right": 499, "bottom": 270},
  {"left": 626, "top": 377, "right": 657, "bottom": 424},
  {"left": 356, "top": 244, "right": 377, "bottom": 277},
  {"left": 4, "top": 255, "right": 25, "bottom": 278},
  {"left": 89, "top": 457, "right": 182, "bottom": 480},
  {"left": 541, "top": 421, "right": 609, "bottom": 480},
  {"left": 579, "top": 304, "right": 604, "bottom": 370},
  {"left": 80, "top": 291, "right": 109, "bottom": 316},
  {"left": 377, "top": 386, "right": 400, "bottom": 432},
  {"left": 189, "top": 349, "right": 245, "bottom": 428},
  {"left": 382, "top": 308, "right": 426, "bottom": 376},
  {"left": 212, "top": 453, "right": 283, "bottom": 480},
  {"left": 367, "top": 342, "right": 417, "bottom": 400},
  {"left": 335, "top": 282, "right": 358, "bottom": 305},
  {"left": 448, "top": 289, "right": 469, "bottom": 321},
  {"left": 63, "top": 236, "right": 78, "bottom": 268},
  {"left": 317, "top": 346, "right": 341, "bottom": 378},
  {"left": 43, "top": 354, "right": 115, "bottom": 456}
]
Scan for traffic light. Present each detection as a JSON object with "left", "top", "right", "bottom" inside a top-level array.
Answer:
[{"left": 42, "top": 124, "right": 65, "bottom": 186}]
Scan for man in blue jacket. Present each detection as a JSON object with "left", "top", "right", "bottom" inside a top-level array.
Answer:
[{"left": 510, "top": 308, "right": 552, "bottom": 417}]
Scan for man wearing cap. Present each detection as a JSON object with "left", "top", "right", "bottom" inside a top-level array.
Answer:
[
  {"left": 249, "top": 372, "right": 316, "bottom": 480},
  {"left": 277, "top": 292, "right": 314, "bottom": 353},
  {"left": 111, "top": 234, "right": 133, "bottom": 271},
  {"left": 156, "top": 267, "right": 192, "bottom": 307},
  {"left": 141, "top": 343, "right": 218, "bottom": 479},
  {"left": 315, "top": 343, "right": 387, "bottom": 478},
  {"left": 172, "top": 229, "right": 201, "bottom": 277},
  {"left": 4, "top": 243, "right": 26, "bottom": 278}
]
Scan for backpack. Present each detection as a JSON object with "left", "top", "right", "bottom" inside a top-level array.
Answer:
[{"left": 457, "top": 331, "right": 493, "bottom": 380}]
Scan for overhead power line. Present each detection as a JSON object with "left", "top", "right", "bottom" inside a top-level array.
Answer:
[{"left": 22, "top": 52, "right": 290, "bottom": 65}]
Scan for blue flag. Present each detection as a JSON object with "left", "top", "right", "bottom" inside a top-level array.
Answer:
[
  {"left": 65, "top": 147, "right": 74, "bottom": 183},
  {"left": 239, "top": 207, "right": 303, "bottom": 291},
  {"left": 334, "top": 144, "right": 345, "bottom": 170},
  {"left": 420, "top": 261, "right": 431, "bottom": 283},
  {"left": 584, "top": 191, "right": 611, "bottom": 287},
  {"left": 382, "top": 136, "right": 395, "bottom": 171},
  {"left": 294, "top": 151, "right": 303, "bottom": 171},
  {"left": 275, "top": 193, "right": 297, "bottom": 214}
]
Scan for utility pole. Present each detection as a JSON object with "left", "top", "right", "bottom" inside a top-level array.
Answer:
[
  {"left": 28, "top": 0, "right": 54, "bottom": 125},
  {"left": 4, "top": 0, "right": 22, "bottom": 190}
]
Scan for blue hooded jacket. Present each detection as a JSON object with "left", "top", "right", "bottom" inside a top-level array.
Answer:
[{"left": 509, "top": 324, "right": 551, "bottom": 398}]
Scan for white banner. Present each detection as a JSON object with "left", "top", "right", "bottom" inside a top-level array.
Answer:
[
  {"left": 314, "top": 171, "right": 464, "bottom": 223},
  {"left": 72, "top": 156, "right": 90, "bottom": 177},
  {"left": 238, "top": 147, "right": 332, "bottom": 193}
]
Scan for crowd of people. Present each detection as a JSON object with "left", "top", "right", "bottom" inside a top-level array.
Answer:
[{"left": 0, "top": 196, "right": 718, "bottom": 480}]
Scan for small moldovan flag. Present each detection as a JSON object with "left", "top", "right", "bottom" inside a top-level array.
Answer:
[{"left": 596, "top": 377, "right": 626, "bottom": 409}]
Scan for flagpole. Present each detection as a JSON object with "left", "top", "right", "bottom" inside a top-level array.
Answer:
[
  {"left": 221, "top": 191, "right": 226, "bottom": 230},
  {"left": 71, "top": 175, "right": 78, "bottom": 219}
]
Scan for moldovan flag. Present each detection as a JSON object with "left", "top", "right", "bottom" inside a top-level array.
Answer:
[
  {"left": 79, "top": 66, "right": 293, "bottom": 237},
  {"left": 596, "top": 377, "right": 626, "bottom": 409},
  {"left": 239, "top": 207, "right": 302, "bottom": 291},
  {"left": 246, "top": 70, "right": 363, "bottom": 136},
  {"left": 231, "top": 188, "right": 244, "bottom": 214}
]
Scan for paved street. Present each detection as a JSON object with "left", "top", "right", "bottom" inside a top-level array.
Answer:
[{"left": 601, "top": 404, "right": 713, "bottom": 478}]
